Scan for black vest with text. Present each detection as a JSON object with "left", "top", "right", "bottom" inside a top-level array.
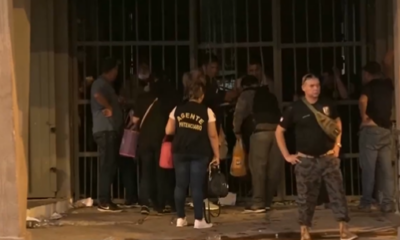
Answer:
[{"left": 172, "top": 101, "right": 212, "bottom": 157}]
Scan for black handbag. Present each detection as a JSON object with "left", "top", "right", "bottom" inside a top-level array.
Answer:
[
  {"left": 204, "top": 166, "right": 229, "bottom": 223},
  {"left": 208, "top": 166, "right": 229, "bottom": 198}
]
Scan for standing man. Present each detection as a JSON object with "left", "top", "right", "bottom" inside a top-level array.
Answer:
[
  {"left": 358, "top": 62, "right": 394, "bottom": 213},
  {"left": 233, "top": 75, "right": 282, "bottom": 213},
  {"left": 91, "top": 57, "right": 124, "bottom": 212},
  {"left": 275, "top": 74, "right": 357, "bottom": 240}
]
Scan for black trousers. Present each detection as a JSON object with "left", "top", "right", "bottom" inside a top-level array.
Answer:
[
  {"left": 94, "top": 130, "right": 138, "bottom": 204},
  {"left": 139, "top": 147, "right": 175, "bottom": 210}
]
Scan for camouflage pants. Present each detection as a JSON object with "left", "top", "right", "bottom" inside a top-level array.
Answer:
[{"left": 295, "top": 155, "right": 349, "bottom": 227}]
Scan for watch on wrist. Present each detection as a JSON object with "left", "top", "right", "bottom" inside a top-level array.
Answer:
[{"left": 336, "top": 143, "right": 342, "bottom": 148}]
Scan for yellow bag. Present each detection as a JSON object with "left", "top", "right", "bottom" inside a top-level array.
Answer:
[{"left": 230, "top": 139, "right": 247, "bottom": 177}]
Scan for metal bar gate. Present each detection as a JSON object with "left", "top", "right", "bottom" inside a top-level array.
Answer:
[{"left": 71, "top": 0, "right": 370, "bottom": 202}]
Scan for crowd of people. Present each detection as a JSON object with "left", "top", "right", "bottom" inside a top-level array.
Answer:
[{"left": 90, "top": 51, "right": 395, "bottom": 239}]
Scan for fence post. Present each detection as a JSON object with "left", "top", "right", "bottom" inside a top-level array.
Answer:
[{"left": 189, "top": 0, "right": 198, "bottom": 69}]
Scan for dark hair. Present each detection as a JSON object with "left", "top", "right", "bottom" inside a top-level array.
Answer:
[
  {"left": 302, "top": 73, "right": 319, "bottom": 84},
  {"left": 249, "top": 55, "right": 262, "bottom": 66},
  {"left": 201, "top": 53, "right": 219, "bottom": 66},
  {"left": 241, "top": 75, "right": 259, "bottom": 87},
  {"left": 101, "top": 57, "right": 118, "bottom": 73},
  {"left": 362, "top": 61, "right": 382, "bottom": 76}
]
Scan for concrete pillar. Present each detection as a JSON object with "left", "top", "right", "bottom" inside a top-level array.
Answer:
[
  {"left": 13, "top": 0, "right": 31, "bottom": 175},
  {"left": 375, "top": 0, "right": 389, "bottom": 62},
  {"left": 0, "top": 0, "right": 29, "bottom": 239},
  {"left": 54, "top": 0, "right": 72, "bottom": 199}
]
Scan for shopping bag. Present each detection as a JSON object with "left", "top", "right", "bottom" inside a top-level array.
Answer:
[
  {"left": 230, "top": 139, "right": 247, "bottom": 177},
  {"left": 159, "top": 136, "right": 173, "bottom": 169}
]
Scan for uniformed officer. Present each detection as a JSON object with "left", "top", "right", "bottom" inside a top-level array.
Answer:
[{"left": 275, "top": 74, "right": 357, "bottom": 240}]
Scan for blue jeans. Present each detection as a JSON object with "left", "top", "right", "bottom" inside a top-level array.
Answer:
[
  {"left": 359, "top": 126, "right": 394, "bottom": 208},
  {"left": 173, "top": 154, "right": 209, "bottom": 220}
]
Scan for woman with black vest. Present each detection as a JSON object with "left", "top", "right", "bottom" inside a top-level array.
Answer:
[{"left": 165, "top": 70, "right": 220, "bottom": 229}]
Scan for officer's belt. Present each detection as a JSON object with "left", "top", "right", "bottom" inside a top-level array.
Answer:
[{"left": 297, "top": 150, "right": 334, "bottom": 158}]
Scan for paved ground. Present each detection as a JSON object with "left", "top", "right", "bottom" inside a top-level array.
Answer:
[{"left": 28, "top": 206, "right": 400, "bottom": 240}]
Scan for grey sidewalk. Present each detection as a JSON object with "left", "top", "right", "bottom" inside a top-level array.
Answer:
[{"left": 28, "top": 206, "right": 399, "bottom": 240}]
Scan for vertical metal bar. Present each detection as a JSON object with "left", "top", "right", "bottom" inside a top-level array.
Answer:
[
  {"left": 333, "top": 0, "right": 337, "bottom": 72},
  {"left": 122, "top": 0, "right": 126, "bottom": 87},
  {"left": 122, "top": 0, "right": 126, "bottom": 201},
  {"left": 135, "top": 0, "right": 139, "bottom": 73},
  {"left": 360, "top": 0, "right": 367, "bottom": 65},
  {"left": 162, "top": 0, "right": 166, "bottom": 70},
  {"left": 109, "top": 0, "right": 112, "bottom": 55},
  {"left": 245, "top": 0, "right": 249, "bottom": 63},
  {"left": 71, "top": 0, "right": 81, "bottom": 201},
  {"left": 220, "top": 0, "right": 225, "bottom": 82},
  {"left": 175, "top": 0, "right": 178, "bottom": 87},
  {"left": 319, "top": 0, "right": 323, "bottom": 72},
  {"left": 258, "top": 0, "right": 264, "bottom": 71},
  {"left": 189, "top": 0, "right": 198, "bottom": 69},
  {"left": 233, "top": 0, "right": 237, "bottom": 76},
  {"left": 272, "top": 0, "right": 283, "bottom": 200},
  {"left": 305, "top": 0, "right": 309, "bottom": 70},
  {"left": 95, "top": 0, "right": 100, "bottom": 202},
  {"left": 149, "top": 0, "right": 152, "bottom": 70},
  {"left": 393, "top": 0, "right": 400, "bottom": 212},
  {"left": 292, "top": 1, "right": 298, "bottom": 94},
  {"left": 352, "top": 3, "right": 356, "bottom": 74}
]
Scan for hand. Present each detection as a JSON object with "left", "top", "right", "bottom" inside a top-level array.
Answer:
[
  {"left": 332, "top": 145, "right": 340, "bottom": 157},
  {"left": 210, "top": 156, "right": 220, "bottom": 166},
  {"left": 102, "top": 107, "right": 112, "bottom": 117},
  {"left": 284, "top": 154, "right": 301, "bottom": 165}
]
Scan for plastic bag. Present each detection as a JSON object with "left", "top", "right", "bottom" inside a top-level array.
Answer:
[{"left": 230, "top": 139, "right": 246, "bottom": 177}]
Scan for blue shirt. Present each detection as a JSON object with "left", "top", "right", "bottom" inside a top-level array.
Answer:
[{"left": 90, "top": 77, "right": 123, "bottom": 133}]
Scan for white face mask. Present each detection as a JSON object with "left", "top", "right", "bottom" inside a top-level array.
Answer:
[{"left": 138, "top": 73, "right": 150, "bottom": 80}]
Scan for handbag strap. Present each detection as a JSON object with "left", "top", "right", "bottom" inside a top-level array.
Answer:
[
  {"left": 301, "top": 97, "right": 320, "bottom": 115},
  {"left": 140, "top": 98, "right": 158, "bottom": 129}
]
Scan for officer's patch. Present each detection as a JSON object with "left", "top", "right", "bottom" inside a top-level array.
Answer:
[{"left": 322, "top": 106, "right": 330, "bottom": 116}]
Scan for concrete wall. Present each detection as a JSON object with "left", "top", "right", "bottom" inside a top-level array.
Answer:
[{"left": 13, "top": 0, "right": 72, "bottom": 199}]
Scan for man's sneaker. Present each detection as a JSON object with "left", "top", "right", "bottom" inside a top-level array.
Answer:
[
  {"left": 117, "top": 202, "right": 139, "bottom": 209},
  {"left": 203, "top": 199, "right": 219, "bottom": 211},
  {"left": 194, "top": 219, "right": 212, "bottom": 229},
  {"left": 339, "top": 222, "right": 358, "bottom": 240},
  {"left": 97, "top": 202, "right": 123, "bottom": 213},
  {"left": 176, "top": 217, "right": 188, "bottom": 227},
  {"left": 140, "top": 205, "right": 150, "bottom": 215},
  {"left": 243, "top": 206, "right": 266, "bottom": 213}
]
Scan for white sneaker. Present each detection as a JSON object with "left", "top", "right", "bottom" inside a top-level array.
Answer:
[
  {"left": 176, "top": 217, "right": 188, "bottom": 227},
  {"left": 204, "top": 199, "right": 219, "bottom": 211},
  {"left": 194, "top": 219, "right": 212, "bottom": 229}
]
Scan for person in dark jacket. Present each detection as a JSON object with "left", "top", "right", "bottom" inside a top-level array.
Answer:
[
  {"left": 233, "top": 75, "right": 283, "bottom": 213},
  {"left": 132, "top": 72, "right": 180, "bottom": 215}
]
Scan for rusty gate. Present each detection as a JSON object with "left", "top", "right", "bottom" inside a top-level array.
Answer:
[{"left": 72, "top": 0, "right": 370, "bottom": 202}]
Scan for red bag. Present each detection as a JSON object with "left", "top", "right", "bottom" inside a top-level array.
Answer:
[{"left": 159, "top": 137, "right": 173, "bottom": 169}]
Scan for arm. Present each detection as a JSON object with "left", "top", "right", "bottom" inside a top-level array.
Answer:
[
  {"left": 207, "top": 109, "right": 220, "bottom": 159},
  {"left": 91, "top": 81, "right": 112, "bottom": 109},
  {"left": 275, "top": 106, "right": 294, "bottom": 159},
  {"left": 333, "top": 75, "right": 348, "bottom": 99},
  {"left": 359, "top": 94, "right": 369, "bottom": 122},
  {"left": 275, "top": 126, "right": 290, "bottom": 159},
  {"left": 335, "top": 117, "right": 342, "bottom": 146},
  {"left": 233, "top": 91, "right": 253, "bottom": 134},
  {"left": 165, "top": 107, "right": 177, "bottom": 135}
]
